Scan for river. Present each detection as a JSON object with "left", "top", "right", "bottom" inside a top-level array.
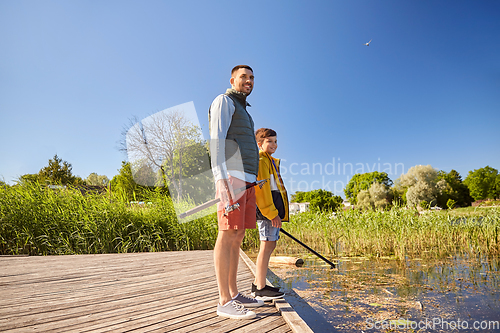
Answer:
[{"left": 255, "top": 253, "right": 500, "bottom": 332}]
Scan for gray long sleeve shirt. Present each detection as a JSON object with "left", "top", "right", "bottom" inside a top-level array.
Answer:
[{"left": 209, "top": 94, "right": 257, "bottom": 183}]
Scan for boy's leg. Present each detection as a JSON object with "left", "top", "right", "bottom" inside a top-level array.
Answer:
[
  {"left": 254, "top": 240, "right": 276, "bottom": 289},
  {"left": 254, "top": 237, "right": 285, "bottom": 300},
  {"left": 252, "top": 220, "right": 284, "bottom": 300}
]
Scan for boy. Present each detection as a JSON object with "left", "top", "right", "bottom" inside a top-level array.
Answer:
[{"left": 252, "top": 128, "right": 288, "bottom": 300}]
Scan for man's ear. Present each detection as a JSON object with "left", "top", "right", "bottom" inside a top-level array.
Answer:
[{"left": 229, "top": 76, "right": 235, "bottom": 87}]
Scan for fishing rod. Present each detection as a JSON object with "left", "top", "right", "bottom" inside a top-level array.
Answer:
[
  {"left": 178, "top": 179, "right": 268, "bottom": 220},
  {"left": 280, "top": 228, "right": 336, "bottom": 269}
]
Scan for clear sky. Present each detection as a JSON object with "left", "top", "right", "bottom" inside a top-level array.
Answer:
[{"left": 1, "top": 0, "right": 499, "bottom": 197}]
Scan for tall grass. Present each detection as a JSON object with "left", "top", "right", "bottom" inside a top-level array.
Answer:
[
  {"left": 0, "top": 182, "right": 218, "bottom": 255},
  {"left": 278, "top": 207, "right": 500, "bottom": 259},
  {"left": 1, "top": 183, "right": 498, "bottom": 259}
]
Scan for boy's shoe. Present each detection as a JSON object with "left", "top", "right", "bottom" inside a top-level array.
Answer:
[
  {"left": 254, "top": 285, "right": 285, "bottom": 301},
  {"left": 217, "top": 300, "right": 256, "bottom": 319},
  {"left": 251, "top": 283, "right": 280, "bottom": 296},
  {"left": 232, "top": 292, "right": 264, "bottom": 308}
]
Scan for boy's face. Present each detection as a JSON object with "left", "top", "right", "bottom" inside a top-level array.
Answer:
[
  {"left": 259, "top": 136, "right": 278, "bottom": 155},
  {"left": 230, "top": 68, "right": 254, "bottom": 95}
]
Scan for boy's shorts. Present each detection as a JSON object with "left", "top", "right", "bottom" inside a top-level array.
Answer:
[
  {"left": 257, "top": 219, "right": 280, "bottom": 241},
  {"left": 216, "top": 176, "right": 256, "bottom": 230}
]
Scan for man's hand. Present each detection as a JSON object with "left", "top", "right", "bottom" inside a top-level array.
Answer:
[
  {"left": 271, "top": 215, "right": 282, "bottom": 229},
  {"left": 216, "top": 178, "right": 235, "bottom": 208}
]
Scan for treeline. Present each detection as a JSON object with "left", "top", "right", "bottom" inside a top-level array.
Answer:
[
  {"left": 2, "top": 155, "right": 169, "bottom": 203},
  {"left": 345, "top": 165, "right": 499, "bottom": 209},
  {"left": 2, "top": 155, "right": 499, "bottom": 211},
  {"left": 291, "top": 165, "right": 500, "bottom": 211}
]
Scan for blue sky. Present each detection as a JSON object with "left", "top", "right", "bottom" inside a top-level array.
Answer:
[{"left": 1, "top": 0, "right": 499, "bottom": 197}]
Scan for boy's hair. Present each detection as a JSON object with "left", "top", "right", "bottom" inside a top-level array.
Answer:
[
  {"left": 255, "top": 128, "right": 277, "bottom": 144},
  {"left": 231, "top": 65, "right": 253, "bottom": 75}
]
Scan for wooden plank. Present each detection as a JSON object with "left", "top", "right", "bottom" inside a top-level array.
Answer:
[
  {"left": 0, "top": 272, "right": 217, "bottom": 318},
  {"left": 0, "top": 284, "right": 220, "bottom": 330},
  {"left": 239, "top": 249, "right": 313, "bottom": 333},
  {"left": 0, "top": 251, "right": 300, "bottom": 332}
]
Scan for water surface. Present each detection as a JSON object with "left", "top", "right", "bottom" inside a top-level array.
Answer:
[{"left": 259, "top": 254, "right": 500, "bottom": 332}]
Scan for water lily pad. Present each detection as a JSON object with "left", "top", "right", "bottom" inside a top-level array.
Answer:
[
  {"left": 369, "top": 303, "right": 384, "bottom": 307},
  {"left": 389, "top": 319, "right": 417, "bottom": 326}
]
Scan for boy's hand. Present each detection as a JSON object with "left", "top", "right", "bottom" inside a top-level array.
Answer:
[{"left": 271, "top": 215, "right": 282, "bottom": 229}]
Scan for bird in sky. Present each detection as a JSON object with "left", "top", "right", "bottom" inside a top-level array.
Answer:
[{"left": 364, "top": 39, "right": 372, "bottom": 46}]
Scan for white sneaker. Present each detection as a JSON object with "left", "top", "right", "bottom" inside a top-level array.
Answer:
[
  {"left": 217, "top": 300, "right": 256, "bottom": 319},
  {"left": 232, "top": 292, "right": 265, "bottom": 308}
]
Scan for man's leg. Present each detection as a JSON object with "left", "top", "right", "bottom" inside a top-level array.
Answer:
[
  {"left": 214, "top": 229, "right": 244, "bottom": 305},
  {"left": 228, "top": 229, "right": 246, "bottom": 298},
  {"left": 214, "top": 228, "right": 260, "bottom": 319}
]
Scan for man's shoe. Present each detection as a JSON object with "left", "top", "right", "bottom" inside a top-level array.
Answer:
[
  {"left": 251, "top": 283, "right": 280, "bottom": 295},
  {"left": 217, "top": 300, "right": 256, "bottom": 319},
  {"left": 254, "top": 285, "right": 285, "bottom": 301},
  {"left": 232, "top": 293, "right": 264, "bottom": 308}
]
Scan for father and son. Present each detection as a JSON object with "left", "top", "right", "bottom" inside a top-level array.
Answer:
[{"left": 209, "top": 65, "right": 289, "bottom": 319}]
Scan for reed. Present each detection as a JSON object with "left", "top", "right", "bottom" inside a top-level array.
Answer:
[
  {"left": 0, "top": 182, "right": 219, "bottom": 255},
  {"left": 1, "top": 183, "right": 498, "bottom": 259},
  {"left": 278, "top": 207, "right": 500, "bottom": 259}
]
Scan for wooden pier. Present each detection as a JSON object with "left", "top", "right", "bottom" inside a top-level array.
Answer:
[{"left": 0, "top": 250, "right": 313, "bottom": 332}]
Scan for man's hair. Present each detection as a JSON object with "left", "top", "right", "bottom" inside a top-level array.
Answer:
[
  {"left": 255, "top": 128, "right": 277, "bottom": 144},
  {"left": 231, "top": 65, "right": 253, "bottom": 75}
]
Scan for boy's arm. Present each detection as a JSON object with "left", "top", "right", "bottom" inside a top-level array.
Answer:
[{"left": 255, "top": 157, "right": 280, "bottom": 220}]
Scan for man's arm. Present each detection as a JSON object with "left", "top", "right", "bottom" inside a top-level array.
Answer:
[
  {"left": 209, "top": 94, "right": 235, "bottom": 182},
  {"left": 209, "top": 95, "right": 236, "bottom": 207}
]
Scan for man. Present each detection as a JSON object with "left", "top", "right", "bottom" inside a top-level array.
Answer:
[{"left": 209, "top": 65, "right": 263, "bottom": 319}]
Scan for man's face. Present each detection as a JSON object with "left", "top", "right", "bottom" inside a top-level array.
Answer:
[{"left": 230, "top": 68, "right": 254, "bottom": 95}]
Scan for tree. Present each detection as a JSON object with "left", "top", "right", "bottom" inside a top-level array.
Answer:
[
  {"left": 356, "top": 182, "right": 390, "bottom": 210},
  {"left": 110, "top": 162, "right": 140, "bottom": 202},
  {"left": 291, "top": 189, "right": 343, "bottom": 212},
  {"left": 395, "top": 165, "right": 447, "bottom": 208},
  {"left": 38, "top": 154, "right": 83, "bottom": 185},
  {"left": 85, "top": 173, "right": 110, "bottom": 186},
  {"left": 123, "top": 109, "right": 210, "bottom": 201},
  {"left": 464, "top": 166, "right": 500, "bottom": 201},
  {"left": 436, "top": 169, "right": 473, "bottom": 207},
  {"left": 344, "top": 171, "right": 392, "bottom": 205},
  {"left": 172, "top": 140, "right": 213, "bottom": 203},
  {"left": 356, "top": 190, "right": 372, "bottom": 210}
]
